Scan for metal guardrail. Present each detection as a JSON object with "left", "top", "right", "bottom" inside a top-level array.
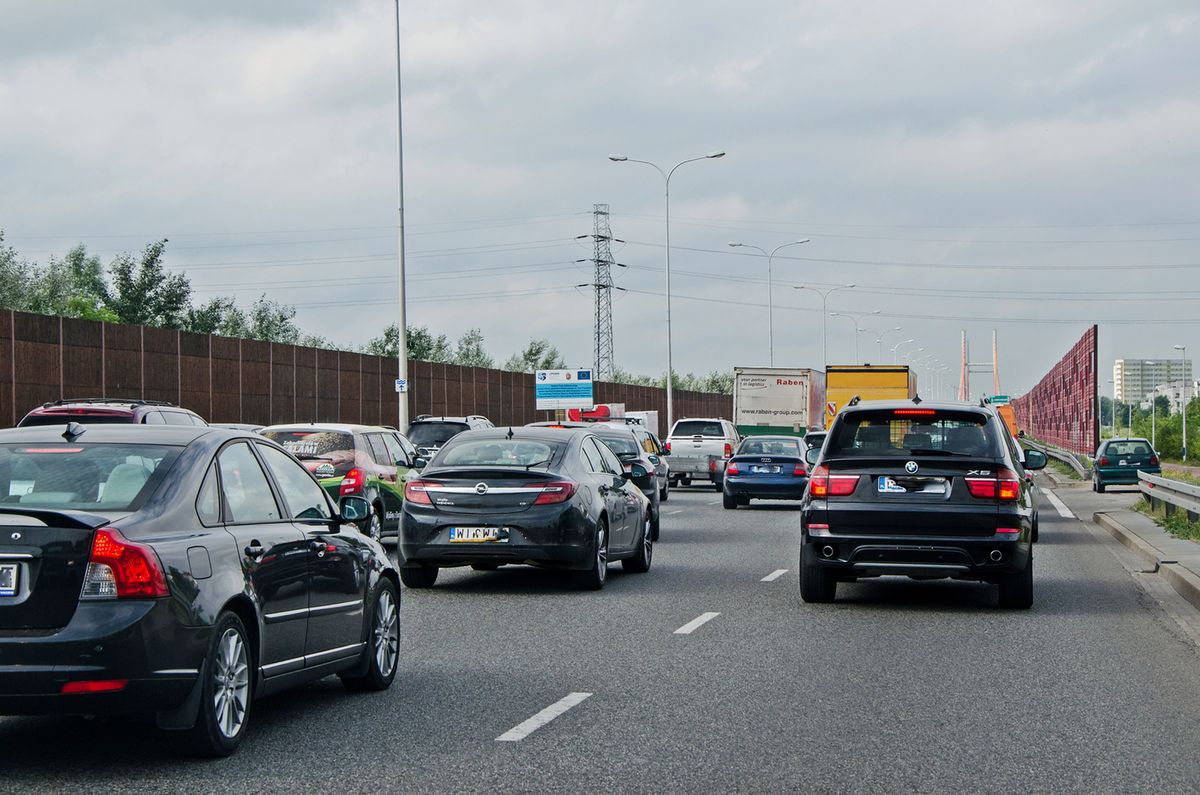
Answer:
[
  {"left": 1024, "top": 438, "right": 1090, "bottom": 478},
  {"left": 1140, "top": 471, "right": 1200, "bottom": 522}
]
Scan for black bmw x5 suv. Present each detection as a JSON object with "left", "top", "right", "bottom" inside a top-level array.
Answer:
[{"left": 799, "top": 400, "right": 1046, "bottom": 608}]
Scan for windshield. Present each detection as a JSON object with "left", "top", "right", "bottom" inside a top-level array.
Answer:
[
  {"left": 406, "top": 422, "right": 470, "bottom": 447},
  {"left": 438, "top": 439, "right": 562, "bottom": 467},
  {"left": 0, "top": 443, "right": 180, "bottom": 511},
  {"left": 597, "top": 436, "right": 640, "bottom": 457},
  {"left": 672, "top": 421, "right": 724, "bottom": 437},
  {"left": 262, "top": 430, "right": 353, "bottom": 459},
  {"left": 826, "top": 409, "right": 1000, "bottom": 458}
]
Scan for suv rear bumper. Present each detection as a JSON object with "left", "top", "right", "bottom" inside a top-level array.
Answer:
[{"left": 803, "top": 531, "right": 1030, "bottom": 580}]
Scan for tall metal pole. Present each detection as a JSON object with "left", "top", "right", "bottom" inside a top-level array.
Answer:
[
  {"left": 729, "top": 240, "right": 808, "bottom": 366},
  {"left": 1176, "top": 344, "right": 1188, "bottom": 460},
  {"left": 393, "top": 0, "right": 409, "bottom": 430}
]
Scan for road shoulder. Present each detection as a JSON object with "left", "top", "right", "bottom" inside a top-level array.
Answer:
[{"left": 1092, "top": 509, "right": 1200, "bottom": 613}]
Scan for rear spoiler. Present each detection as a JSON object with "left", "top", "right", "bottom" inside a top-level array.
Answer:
[{"left": 0, "top": 506, "right": 110, "bottom": 530}]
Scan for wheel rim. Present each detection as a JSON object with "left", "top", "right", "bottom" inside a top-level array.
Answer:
[
  {"left": 596, "top": 525, "right": 607, "bottom": 583},
  {"left": 212, "top": 627, "right": 249, "bottom": 740},
  {"left": 368, "top": 511, "right": 382, "bottom": 540},
  {"left": 642, "top": 517, "right": 653, "bottom": 561},
  {"left": 373, "top": 588, "right": 399, "bottom": 678}
]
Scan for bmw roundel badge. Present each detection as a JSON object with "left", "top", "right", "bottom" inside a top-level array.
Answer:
[{"left": 905, "top": 461, "right": 919, "bottom": 474}]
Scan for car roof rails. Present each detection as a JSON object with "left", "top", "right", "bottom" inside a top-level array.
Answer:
[
  {"left": 847, "top": 395, "right": 861, "bottom": 407},
  {"left": 41, "top": 398, "right": 176, "bottom": 408},
  {"left": 414, "top": 414, "right": 431, "bottom": 421}
]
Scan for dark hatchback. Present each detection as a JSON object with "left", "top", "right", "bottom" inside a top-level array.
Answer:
[
  {"left": 799, "top": 401, "right": 1046, "bottom": 608},
  {"left": 722, "top": 435, "right": 809, "bottom": 509},
  {"left": 399, "top": 427, "right": 654, "bottom": 590},
  {"left": 1092, "top": 437, "right": 1160, "bottom": 492},
  {"left": 0, "top": 425, "right": 401, "bottom": 756}
]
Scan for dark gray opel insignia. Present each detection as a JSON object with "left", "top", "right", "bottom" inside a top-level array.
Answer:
[
  {"left": 0, "top": 424, "right": 401, "bottom": 756},
  {"left": 399, "top": 427, "right": 654, "bottom": 590}
]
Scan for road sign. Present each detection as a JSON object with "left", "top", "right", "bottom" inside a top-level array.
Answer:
[
  {"left": 394, "top": 379, "right": 408, "bottom": 393},
  {"left": 536, "top": 368, "right": 594, "bottom": 410},
  {"left": 989, "top": 394, "right": 1010, "bottom": 405}
]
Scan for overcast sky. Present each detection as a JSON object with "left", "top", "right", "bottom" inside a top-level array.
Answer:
[{"left": 2, "top": 0, "right": 1199, "bottom": 399}]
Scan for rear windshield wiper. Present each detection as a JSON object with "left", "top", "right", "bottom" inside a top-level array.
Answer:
[
  {"left": 523, "top": 458, "right": 553, "bottom": 470},
  {"left": 902, "top": 448, "right": 976, "bottom": 457}
]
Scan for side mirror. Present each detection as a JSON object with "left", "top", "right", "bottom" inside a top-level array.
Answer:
[
  {"left": 339, "top": 495, "right": 371, "bottom": 523},
  {"left": 805, "top": 447, "right": 821, "bottom": 466},
  {"left": 412, "top": 456, "right": 428, "bottom": 470},
  {"left": 1024, "top": 450, "right": 1047, "bottom": 470},
  {"left": 647, "top": 455, "right": 660, "bottom": 466},
  {"left": 624, "top": 463, "right": 652, "bottom": 484}
]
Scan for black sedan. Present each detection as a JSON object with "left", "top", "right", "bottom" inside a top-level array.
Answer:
[
  {"left": 0, "top": 424, "right": 401, "bottom": 756},
  {"left": 399, "top": 427, "right": 654, "bottom": 590},
  {"left": 721, "top": 435, "right": 809, "bottom": 509},
  {"left": 798, "top": 401, "right": 1046, "bottom": 608}
]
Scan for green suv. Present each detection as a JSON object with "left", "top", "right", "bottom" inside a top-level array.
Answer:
[
  {"left": 1092, "top": 437, "right": 1160, "bottom": 492},
  {"left": 261, "top": 423, "right": 422, "bottom": 540}
]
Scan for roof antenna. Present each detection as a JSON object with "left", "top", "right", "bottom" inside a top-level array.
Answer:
[
  {"left": 62, "top": 421, "right": 86, "bottom": 442},
  {"left": 912, "top": 394, "right": 922, "bottom": 405},
  {"left": 506, "top": 427, "right": 514, "bottom": 440}
]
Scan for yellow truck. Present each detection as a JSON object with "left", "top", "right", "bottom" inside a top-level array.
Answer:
[{"left": 823, "top": 365, "right": 918, "bottom": 427}]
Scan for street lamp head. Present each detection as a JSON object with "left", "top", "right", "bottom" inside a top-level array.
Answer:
[
  {"left": 795, "top": 238, "right": 811, "bottom": 245},
  {"left": 608, "top": 154, "right": 628, "bottom": 162},
  {"left": 728, "top": 241, "right": 744, "bottom": 248},
  {"left": 1175, "top": 344, "right": 1187, "bottom": 351},
  {"left": 871, "top": 309, "right": 881, "bottom": 315},
  {"left": 706, "top": 151, "right": 726, "bottom": 159},
  {"left": 845, "top": 283, "right": 856, "bottom": 288}
]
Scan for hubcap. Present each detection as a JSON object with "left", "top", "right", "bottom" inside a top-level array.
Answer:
[
  {"left": 368, "top": 512, "right": 381, "bottom": 540},
  {"left": 643, "top": 517, "right": 653, "bottom": 559},
  {"left": 212, "top": 627, "right": 249, "bottom": 739},
  {"left": 597, "top": 526, "right": 607, "bottom": 583},
  {"left": 373, "top": 589, "right": 399, "bottom": 678}
]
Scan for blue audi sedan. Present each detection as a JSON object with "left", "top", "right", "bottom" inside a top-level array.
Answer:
[{"left": 721, "top": 435, "right": 809, "bottom": 509}]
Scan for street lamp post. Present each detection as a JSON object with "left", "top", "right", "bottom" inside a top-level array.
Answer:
[
  {"left": 728, "top": 240, "right": 809, "bottom": 366},
  {"left": 828, "top": 310, "right": 881, "bottom": 364},
  {"left": 864, "top": 325, "right": 902, "bottom": 364},
  {"left": 610, "top": 150, "right": 725, "bottom": 431},
  {"left": 393, "top": 0, "right": 410, "bottom": 430},
  {"left": 1175, "top": 344, "right": 1188, "bottom": 461},
  {"left": 1145, "top": 360, "right": 1158, "bottom": 450},
  {"left": 793, "top": 284, "right": 856, "bottom": 373},
  {"left": 891, "top": 338, "right": 916, "bottom": 364}
]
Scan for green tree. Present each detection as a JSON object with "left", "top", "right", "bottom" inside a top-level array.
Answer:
[
  {"left": 366, "top": 324, "right": 453, "bottom": 362},
  {"left": 453, "top": 327, "right": 493, "bottom": 368},
  {"left": 502, "top": 338, "right": 567, "bottom": 373},
  {"left": 186, "top": 296, "right": 241, "bottom": 336},
  {"left": 245, "top": 295, "right": 302, "bottom": 343},
  {"left": 0, "top": 231, "right": 33, "bottom": 310},
  {"left": 101, "top": 239, "right": 192, "bottom": 328}
]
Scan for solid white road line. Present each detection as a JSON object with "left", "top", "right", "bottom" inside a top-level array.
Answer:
[
  {"left": 1040, "top": 487, "right": 1075, "bottom": 519},
  {"left": 674, "top": 612, "right": 721, "bottom": 634},
  {"left": 761, "top": 569, "right": 789, "bottom": 582},
  {"left": 495, "top": 692, "right": 592, "bottom": 742}
]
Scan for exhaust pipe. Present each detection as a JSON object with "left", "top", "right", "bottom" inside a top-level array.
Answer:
[
  {"left": 821, "top": 545, "right": 836, "bottom": 559},
  {"left": 989, "top": 550, "right": 1003, "bottom": 562}
]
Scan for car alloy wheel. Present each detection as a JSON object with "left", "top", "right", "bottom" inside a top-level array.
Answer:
[
  {"left": 373, "top": 587, "right": 399, "bottom": 679},
  {"left": 367, "top": 509, "right": 382, "bottom": 541},
  {"left": 212, "top": 627, "right": 250, "bottom": 740},
  {"left": 595, "top": 524, "right": 607, "bottom": 585}
]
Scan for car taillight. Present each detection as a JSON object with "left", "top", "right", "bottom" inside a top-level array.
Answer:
[
  {"left": 809, "top": 465, "right": 858, "bottom": 497},
  {"left": 80, "top": 528, "right": 169, "bottom": 599},
  {"left": 61, "top": 679, "right": 128, "bottom": 694},
  {"left": 724, "top": 443, "right": 732, "bottom": 457},
  {"left": 1099, "top": 456, "right": 1109, "bottom": 466},
  {"left": 1150, "top": 455, "right": 1159, "bottom": 466},
  {"left": 792, "top": 465, "right": 807, "bottom": 477},
  {"left": 996, "top": 527, "right": 1020, "bottom": 538},
  {"left": 965, "top": 468, "right": 1020, "bottom": 501},
  {"left": 533, "top": 481, "right": 578, "bottom": 505},
  {"left": 726, "top": 462, "right": 740, "bottom": 476},
  {"left": 664, "top": 442, "right": 671, "bottom": 453},
  {"left": 807, "top": 523, "right": 831, "bottom": 537},
  {"left": 404, "top": 479, "right": 435, "bottom": 505},
  {"left": 340, "top": 467, "right": 365, "bottom": 496}
]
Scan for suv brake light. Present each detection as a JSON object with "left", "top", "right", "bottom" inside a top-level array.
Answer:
[
  {"left": 723, "top": 442, "right": 732, "bottom": 458},
  {"left": 809, "top": 465, "right": 859, "bottom": 497},
  {"left": 965, "top": 468, "right": 1020, "bottom": 501},
  {"left": 80, "top": 528, "right": 169, "bottom": 599},
  {"left": 340, "top": 467, "right": 365, "bottom": 496},
  {"left": 533, "top": 481, "right": 577, "bottom": 505},
  {"left": 664, "top": 441, "right": 671, "bottom": 453}
]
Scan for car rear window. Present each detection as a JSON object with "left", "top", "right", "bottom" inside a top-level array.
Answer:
[
  {"left": 19, "top": 411, "right": 134, "bottom": 426},
  {"left": 1106, "top": 441, "right": 1153, "bottom": 457},
  {"left": 672, "top": 421, "right": 724, "bottom": 437},
  {"left": 406, "top": 422, "right": 470, "bottom": 447},
  {"left": 826, "top": 409, "right": 999, "bottom": 458},
  {"left": 262, "top": 430, "right": 354, "bottom": 459},
  {"left": 439, "top": 439, "right": 561, "bottom": 468},
  {"left": 0, "top": 443, "right": 180, "bottom": 511},
  {"left": 738, "top": 438, "right": 801, "bottom": 456}
]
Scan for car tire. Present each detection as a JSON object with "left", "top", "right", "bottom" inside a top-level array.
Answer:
[
  {"left": 660, "top": 480, "right": 669, "bottom": 502},
  {"left": 712, "top": 480, "right": 723, "bottom": 493},
  {"left": 340, "top": 578, "right": 400, "bottom": 692},
  {"left": 722, "top": 491, "right": 737, "bottom": 510},
  {"left": 181, "top": 610, "right": 252, "bottom": 758},
  {"left": 799, "top": 545, "right": 837, "bottom": 603},
  {"left": 680, "top": 477, "right": 691, "bottom": 487},
  {"left": 622, "top": 514, "right": 653, "bottom": 574},
  {"left": 1031, "top": 514, "right": 1040, "bottom": 544},
  {"left": 1095, "top": 477, "right": 1105, "bottom": 493},
  {"left": 737, "top": 496, "right": 750, "bottom": 506},
  {"left": 998, "top": 552, "right": 1033, "bottom": 609},
  {"left": 650, "top": 509, "right": 660, "bottom": 542},
  {"left": 572, "top": 519, "right": 608, "bottom": 590},
  {"left": 365, "top": 506, "right": 384, "bottom": 541},
  {"left": 399, "top": 564, "right": 438, "bottom": 589}
]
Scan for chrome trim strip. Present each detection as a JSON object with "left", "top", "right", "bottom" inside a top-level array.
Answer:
[
  {"left": 429, "top": 486, "right": 550, "bottom": 494},
  {"left": 0, "top": 553, "right": 34, "bottom": 560},
  {"left": 152, "top": 668, "right": 199, "bottom": 676},
  {"left": 305, "top": 642, "right": 365, "bottom": 662},
  {"left": 308, "top": 599, "right": 362, "bottom": 614},
  {"left": 261, "top": 655, "right": 305, "bottom": 672},
  {"left": 263, "top": 606, "right": 309, "bottom": 620}
]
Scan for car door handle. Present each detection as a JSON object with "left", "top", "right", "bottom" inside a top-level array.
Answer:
[{"left": 244, "top": 542, "right": 264, "bottom": 558}]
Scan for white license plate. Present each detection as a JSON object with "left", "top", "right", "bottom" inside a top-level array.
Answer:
[
  {"left": 448, "top": 527, "right": 508, "bottom": 543},
  {"left": 751, "top": 465, "right": 781, "bottom": 474},
  {"left": 0, "top": 563, "right": 18, "bottom": 597},
  {"left": 878, "top": 476, "right": 907, "bottom": 493}
]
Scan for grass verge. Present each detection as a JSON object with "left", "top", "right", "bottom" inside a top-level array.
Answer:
[
  {"left": 1135, "top": 498, "right": 1200, "bottom": 542},
  {"left": 1045, "top": 458, "right": 1083, "bottom": 481}
]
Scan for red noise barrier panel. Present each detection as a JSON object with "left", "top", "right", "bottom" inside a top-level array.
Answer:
[{"left": 1011, "top": 325, "right": 1098, "bottom": 455}]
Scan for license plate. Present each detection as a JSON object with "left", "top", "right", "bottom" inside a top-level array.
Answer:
[
  {"left": 448, "top": 527, "right": 508, "bottom": 543},
  {"left": 877, "top": 476, "right": 907, "bottom": 493},
  {"left": 0, "top": 563, "right": 18, "bottom": 597},
  {"left": 751, "top": 465, "right": 781, "bottom": 474}
]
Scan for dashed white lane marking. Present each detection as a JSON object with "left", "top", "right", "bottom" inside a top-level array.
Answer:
[
  {"left": 674, "top": 612, "right": 721, "bottom": 634},
  {"left": 495, "top": 692, "right": 592, "bottom": 742},
  {"left": 1040, "top": 487, "right": 1075, "bottom": 519},
  {"left": 761, "top": 569, "right": 789, "bottom": 582},
  {"left": 667, "top": 509, "right": 683, "bottom": 515}
]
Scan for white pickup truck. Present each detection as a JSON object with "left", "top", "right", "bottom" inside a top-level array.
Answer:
[{"left": 665, "top": 418, "right": 740, "bottom": 491}]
